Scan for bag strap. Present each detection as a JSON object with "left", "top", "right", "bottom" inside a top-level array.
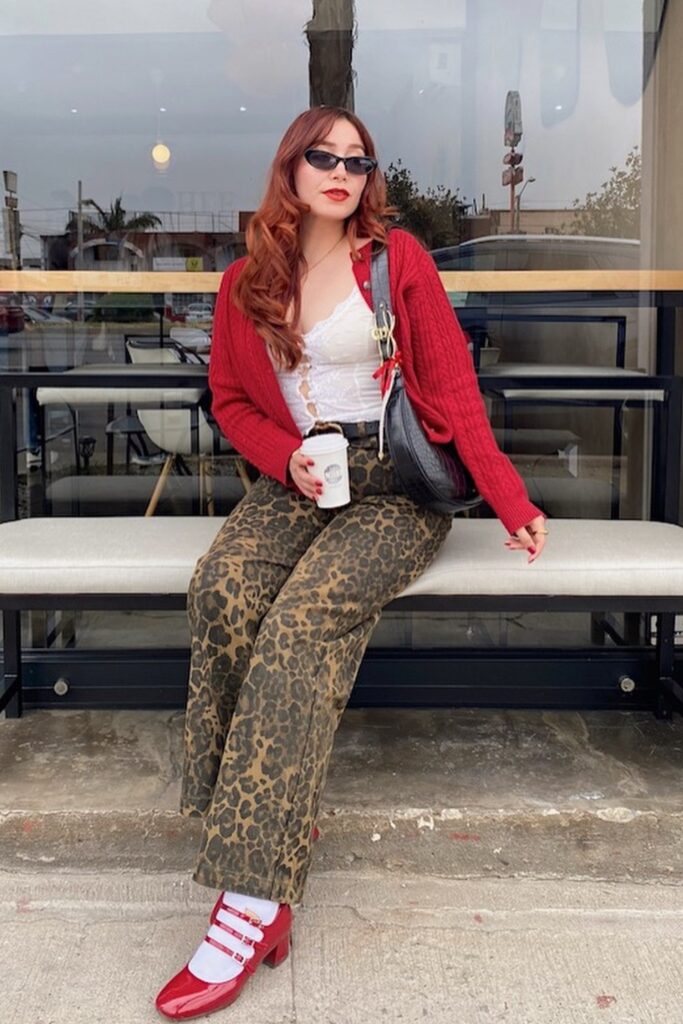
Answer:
[
  {"left": 369, "top": 245, "right": 398, "bottom": 364},
  {"left": 369, "top": 242, "right": 402, "bottom": 461}
]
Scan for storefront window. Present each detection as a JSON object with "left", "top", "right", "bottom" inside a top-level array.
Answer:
[{"left": 1, "top": 0, "right": 680, "bottom": 661}]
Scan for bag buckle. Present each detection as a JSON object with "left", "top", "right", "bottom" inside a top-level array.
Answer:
[{"left": 371, "top": 308, "right": 397, "bottom": 346}]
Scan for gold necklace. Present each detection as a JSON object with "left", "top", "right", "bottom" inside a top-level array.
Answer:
[{"left": 301, "top": 234, "right": 346, "bottom": 275}]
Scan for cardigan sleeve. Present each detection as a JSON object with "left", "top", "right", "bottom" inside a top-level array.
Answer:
[
  {"left": 208, "top": 266, "right": 303, "bottom": 489},
  {"left": 400, "top": 233, "right": 546, "bottom": 535}
]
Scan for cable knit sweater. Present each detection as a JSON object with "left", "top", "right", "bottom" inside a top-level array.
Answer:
[{"left": 208, "top": 226, "right": 545, "bottom": 535}]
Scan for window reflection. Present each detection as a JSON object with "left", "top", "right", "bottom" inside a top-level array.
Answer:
[
  {"left": 0, "top": 0, "right": 679, "bottom": 658},
  {"left": 0, "top": 0, "right": 658, "bottom": 275}
]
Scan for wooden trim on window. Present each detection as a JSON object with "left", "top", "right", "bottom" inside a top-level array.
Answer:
[
  {"left": 1, "top": 269, "right": 683, "bottom": 293},
  {"left": 0, "top": 271, "right": 221, "bottom": 293}
]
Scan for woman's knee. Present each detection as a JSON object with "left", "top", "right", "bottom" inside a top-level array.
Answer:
[{"left": 187, "top": 551, "right": 249, "bottom": 631}]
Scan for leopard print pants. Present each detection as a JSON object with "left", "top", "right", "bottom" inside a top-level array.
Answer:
[{"left": 179, "top": 431, "right": 452, "bottom": 905}]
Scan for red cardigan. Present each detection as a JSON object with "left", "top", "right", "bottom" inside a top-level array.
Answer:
[{"left": 208, "top": 226, "right": 544, "bottom": 535}]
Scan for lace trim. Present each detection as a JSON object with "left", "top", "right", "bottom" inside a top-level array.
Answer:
[
  {"left": 302, "top": 286, "right": 359, "bottom": 339},
  {"left": 296, "top": 286, "right": 360, "bottom": 427}
]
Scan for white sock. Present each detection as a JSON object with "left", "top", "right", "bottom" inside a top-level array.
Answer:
[{"left": 187, "top": 891, "right": 281, "bottom": 983}]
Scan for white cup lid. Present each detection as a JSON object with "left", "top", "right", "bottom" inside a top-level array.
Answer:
[{"left": 300, "top": 433, "right": 349, "bottom": 455}]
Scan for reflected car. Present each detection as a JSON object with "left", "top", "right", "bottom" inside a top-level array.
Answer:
[
  {"left": 430, "top": 234, "right": 641, "bottom": 308},
  {"left": 0, "top": 294, "right": 25, "bottom": 333},
  {"left": 430, "top": 235, "right": 642, "bottom": 368},
  {"left": 185, "top": 301, "right": 214, "bottom": 323},
  {"left": 22, "top": 305, "right": 70, "bottom": 324},
  {"left": 63, "top": 298, "right": 98, "bottom": 320}
]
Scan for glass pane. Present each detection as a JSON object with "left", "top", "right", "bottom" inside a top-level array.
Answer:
[{"left": 1, "top": 1, "right": 679, "bottom": 666}]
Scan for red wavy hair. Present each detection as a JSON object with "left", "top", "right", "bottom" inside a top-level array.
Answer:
[{"left": 230, "top": 105, "right": 400, "bottom": 371}]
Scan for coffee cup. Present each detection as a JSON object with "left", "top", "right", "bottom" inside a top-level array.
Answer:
[{"left": 300, "top": 433, "right": 350, "bottom": 508}]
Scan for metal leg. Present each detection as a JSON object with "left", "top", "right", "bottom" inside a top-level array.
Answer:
[
  {"left": 191, "top": 406, "right": 199, "bottom": 516},
  {"left": 622, "top": 613, "right": 642, "bottom": 644},
  {"left": 71, "top": 408, "right": 81, "bottom": 475},
  {"left": 198, "top": 453, "right": 205, "bottom": 515},
  {"left": 34, "top": 401, "right": 46, "bottom": 514},
  {"left": 29, "top": 610, "right": 48, "bottom": 652},
  {"left": 106, "top": 402, "right": 114, "bottom": 475},
  {"left": 653, "top": 611, "right": 683, "bottom": 719},
  {"left": 503, "top": 398, "right": 513, "bottom": 452},
  {"left": 1, "top": 609, "right": 22, "bottom": 718},
  {"left": 590, "top": 612, "right": 606, "bottom": 645},
  {"left": 611, "top": 402, "right": 622, "bottom": 519},
  {"left": 40, "top": 404, "right": 52, "bottom": 514},
  {"left": 205, "top": 456, "right": 215, "bottom": 515},
  {"left": 59, "top": 610, "right": 77, "bottom": 649}
]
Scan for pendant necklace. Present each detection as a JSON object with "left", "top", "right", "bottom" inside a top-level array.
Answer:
[{"left": 301, "top": 234, "right": 346, "bottom": 276}]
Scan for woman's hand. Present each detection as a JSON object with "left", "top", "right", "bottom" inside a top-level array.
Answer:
[
  {"left": 503, "top": 514, "right": 549, "bottom": 563},
  {"left": 288, "top": 449, "right": 324, "bottom": 502}
]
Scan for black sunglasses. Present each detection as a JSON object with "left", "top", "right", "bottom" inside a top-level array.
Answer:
[{"left": 304, "top": 148, "right": 377, "bottom": 176}]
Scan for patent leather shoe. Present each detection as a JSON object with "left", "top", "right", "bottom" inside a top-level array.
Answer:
[{"left": 155, "top": 901, "right": 292, "bottom": 1020}]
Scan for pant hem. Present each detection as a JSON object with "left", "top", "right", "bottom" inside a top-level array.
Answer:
[{"left": 191, "top": 863, "right": 304, "bottom": 906}]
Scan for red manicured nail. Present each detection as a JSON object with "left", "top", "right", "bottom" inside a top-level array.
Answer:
[{"left": 528, "top": 546, "right": 536, "bottom": 554}]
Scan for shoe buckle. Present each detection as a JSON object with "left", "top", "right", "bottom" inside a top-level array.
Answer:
[{"left": 241, "top": 905, "right": 262, "bottom": 926}]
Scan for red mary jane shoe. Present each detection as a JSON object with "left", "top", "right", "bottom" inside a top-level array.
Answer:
[
  {"left": 155, "top": 826, "right": 319, "bottom": 1019},
  {"left": 155, "top": 901, "right": 293, "bottom": 1020}
]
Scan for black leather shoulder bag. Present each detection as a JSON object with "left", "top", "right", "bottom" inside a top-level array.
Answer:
[{"left": 370, "top": 243, "right": 483, "bottom": 517}]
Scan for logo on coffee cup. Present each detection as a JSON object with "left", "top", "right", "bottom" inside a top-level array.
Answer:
[{"left": 324, "top": 463, "right": 342, "bottom": 485}]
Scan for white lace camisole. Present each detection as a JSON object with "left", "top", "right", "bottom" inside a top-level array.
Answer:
[{"left": 268, "top": 283, "right": 383, "bottom": 436}]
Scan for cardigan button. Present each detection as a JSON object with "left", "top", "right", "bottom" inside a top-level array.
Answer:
[{"left": 363, "top": 280, "right": 370, "bottom": 289}]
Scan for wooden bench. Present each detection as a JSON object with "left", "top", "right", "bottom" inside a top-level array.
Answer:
[{"left": 1, "top": 516, "right": 683, "bottom": 720}]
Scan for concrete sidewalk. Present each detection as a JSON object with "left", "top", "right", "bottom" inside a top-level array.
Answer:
[
  {"left": 2, "top": 869, "right": 683, "bottom": 1023},
  {"left": 1, "top": 705, "right": 682, "bottom": 1021}
]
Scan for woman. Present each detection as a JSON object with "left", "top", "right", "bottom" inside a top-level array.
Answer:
[{"left": 156, "top": 105, "right": 548, "bottom": 1020}]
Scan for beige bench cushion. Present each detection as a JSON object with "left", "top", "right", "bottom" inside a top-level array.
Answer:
[
  {"left": 1, "top": 518, "right": 683, "bottom": 599},
  {"left": 402, "top": 519, "right": 683, "bottom": 598}
]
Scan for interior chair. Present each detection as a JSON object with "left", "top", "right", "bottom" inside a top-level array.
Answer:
[
  {"left": 106, "top": 341, "right": 188, "bottom": 469},
  {"left": 122, "top": 339, "right": 251, "bottom": 515},
  {"left": 36, "top": 358, "right": 251, "bottom": 516}
]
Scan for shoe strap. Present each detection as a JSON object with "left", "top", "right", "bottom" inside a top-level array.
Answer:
[
  {"left": 213, "top": 912, "right": 257, "bottom": 941},
  {"left": 206, "top": 902, "right": 269, "bottom": 964},
  {"left": 203, "top": 933, "right": 257, "bottom": 975},
  {"left": 211, "top": 899, "right": 263, "bottom": 928}
]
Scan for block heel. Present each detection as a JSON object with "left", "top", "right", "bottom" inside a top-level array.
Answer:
[{"left": 263, "top": 932, "right": 290, "bottom": 968}]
